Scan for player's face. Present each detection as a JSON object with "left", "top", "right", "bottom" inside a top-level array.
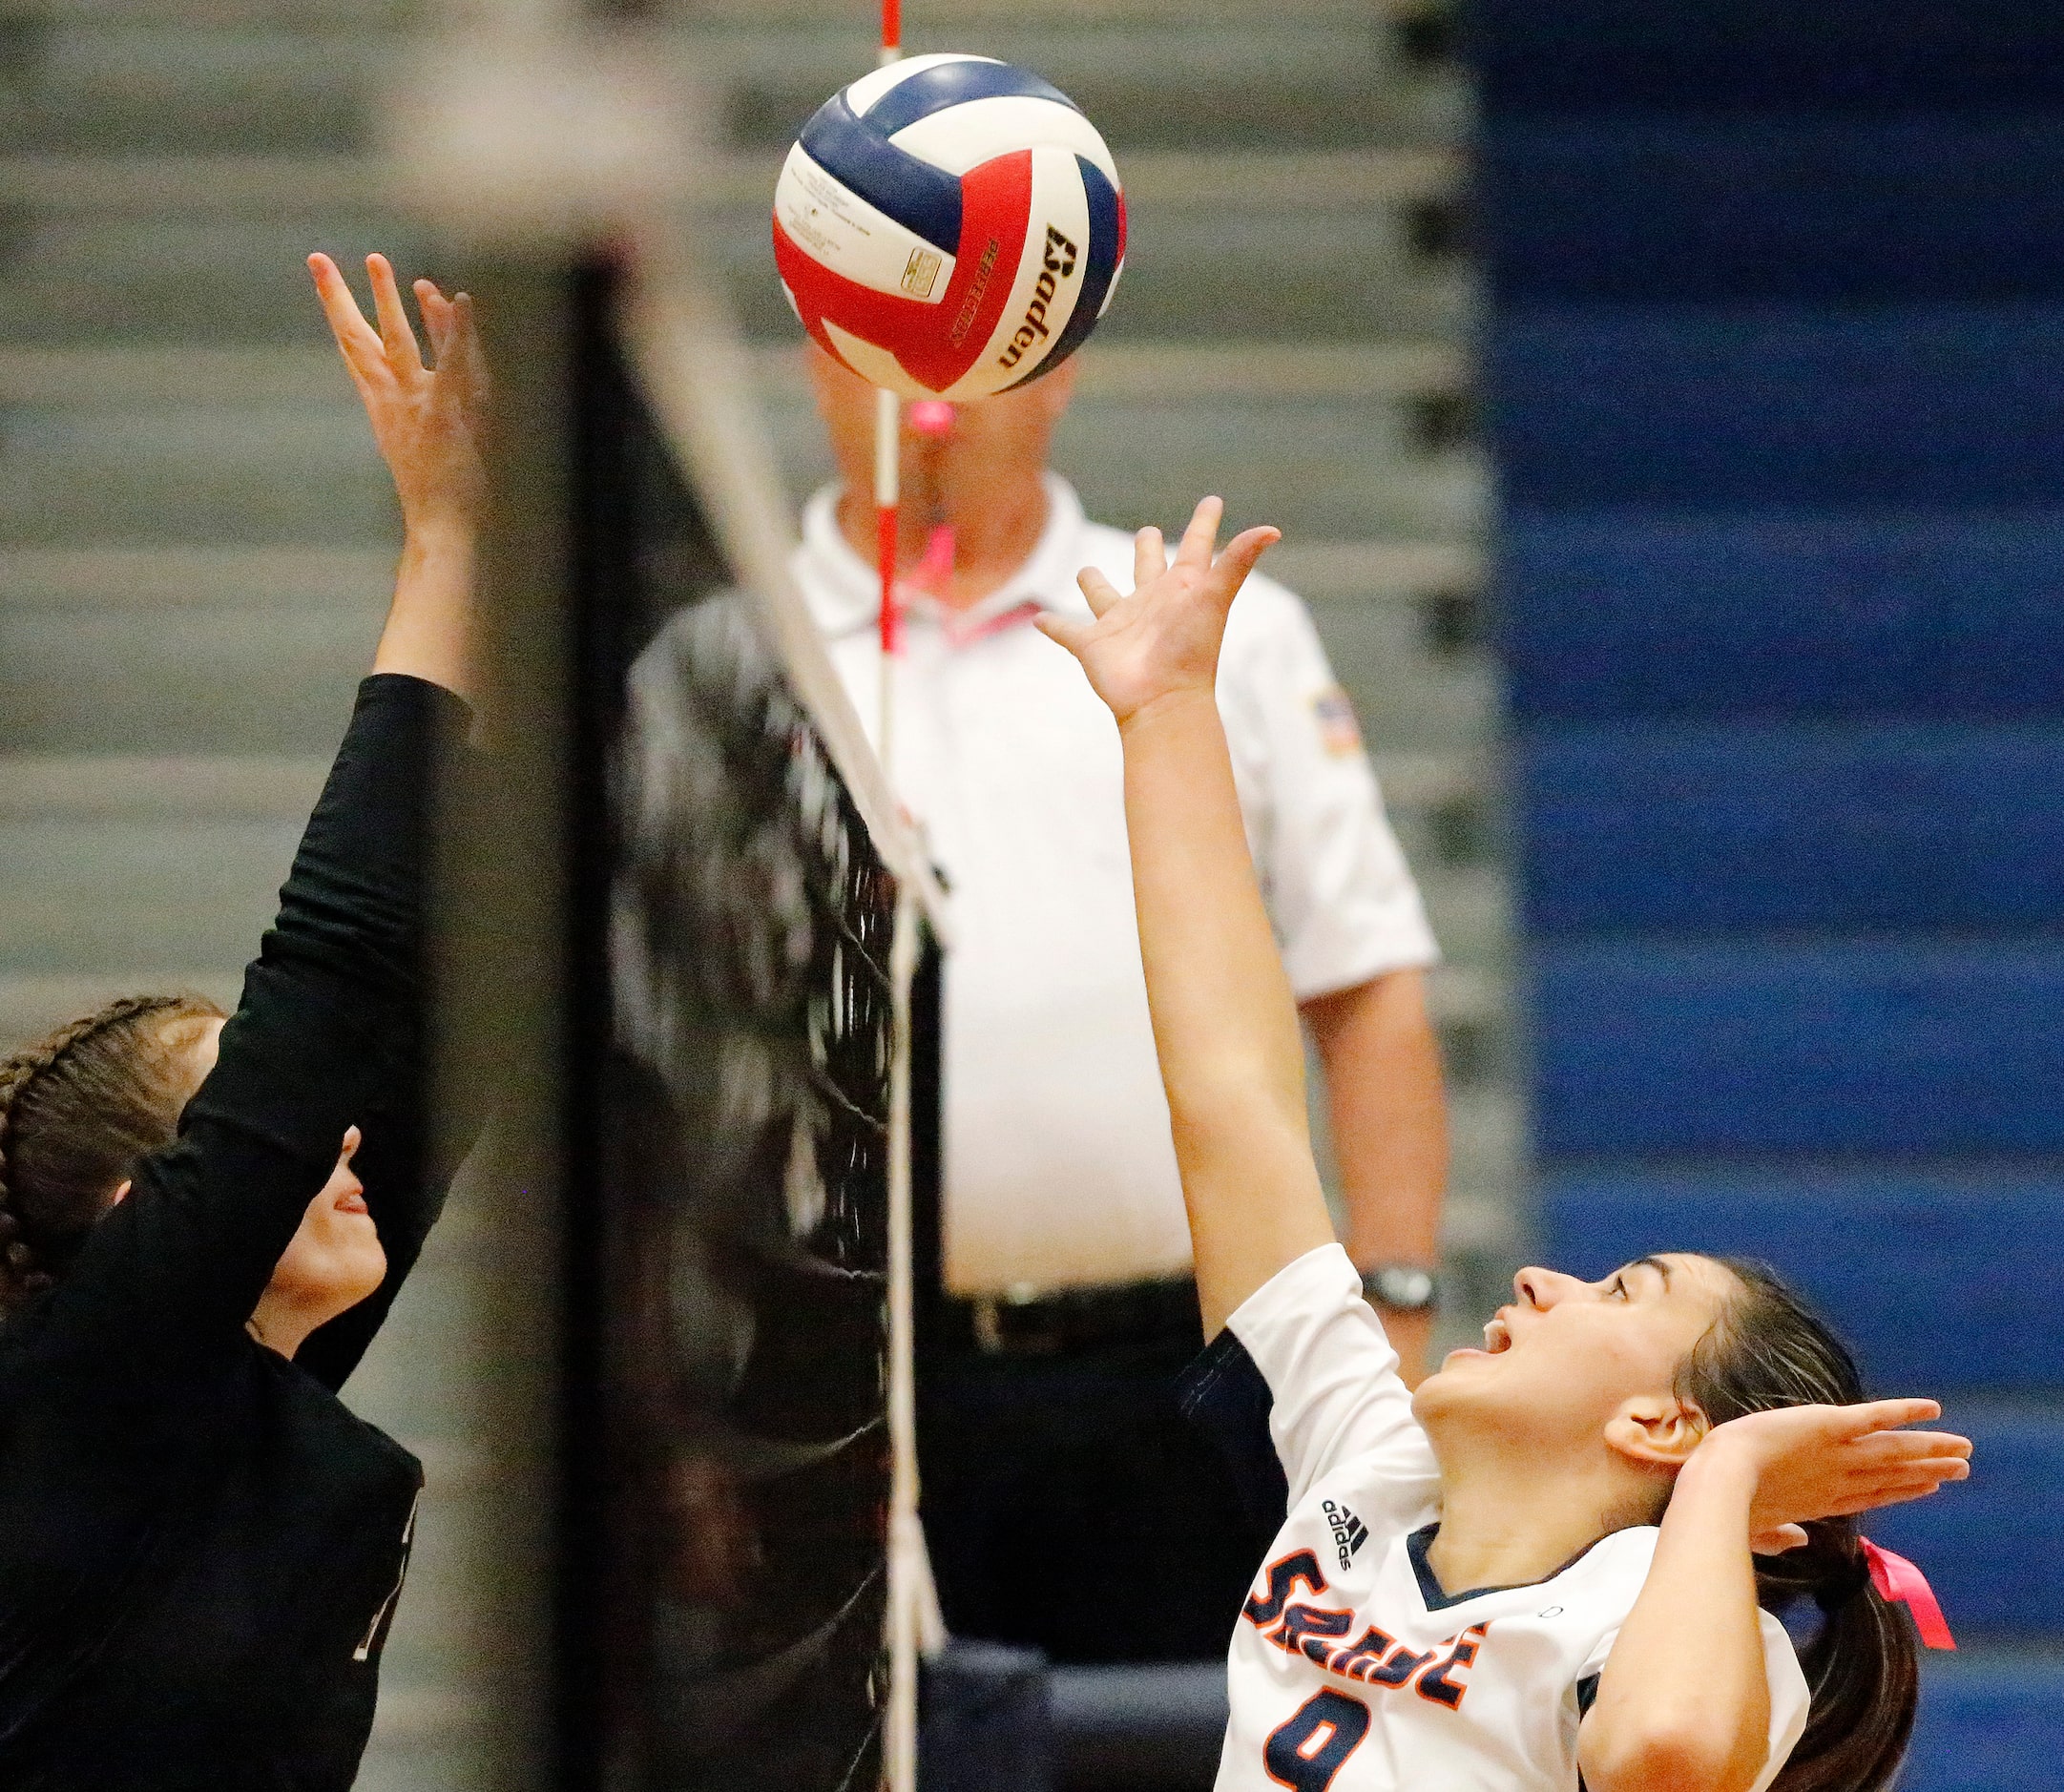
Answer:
[
  {"left": 1412, "top": 1252, "right": 1739, "bottom": 1449},
  {"left": 263, "top": 1127, "right": 387, "bottom": 1317},
  {"left": 178, "top": 1018, "right": 387, "bottom": 1323}
]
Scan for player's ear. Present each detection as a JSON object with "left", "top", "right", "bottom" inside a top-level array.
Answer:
[{"left": 1603, "top": 1394, "right": 1710, "bottom": 1469}]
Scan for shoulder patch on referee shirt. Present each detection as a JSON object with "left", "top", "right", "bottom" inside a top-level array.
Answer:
[{"left": 1311, "top": 685, "right": 1365, "bottom": 758}]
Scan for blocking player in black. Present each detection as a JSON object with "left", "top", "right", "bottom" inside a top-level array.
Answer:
[{"left": 0, "top": 252, "right": 482, "bottom": 1790}]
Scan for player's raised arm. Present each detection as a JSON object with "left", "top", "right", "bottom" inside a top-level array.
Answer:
[
  {"left": 1581, "top": 1398, "right": 1970, "bottom": 1792},
  {"left": 1040, "top": 498, "right": 1334, "bottom": 1336}
]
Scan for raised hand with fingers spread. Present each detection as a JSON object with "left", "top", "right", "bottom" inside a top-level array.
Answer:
[
  {"left": 308, "top": 252, "right": 485, "bottom": 701},
  {"left": 309, "top": 252, "right": 486, "bottom": 535},
  {"left": 1038, "top": 495, "right": 1281, "bottom": 725},
  {"left": 1708, "top": 1397, "right": 1972, "bottom": 1556}
]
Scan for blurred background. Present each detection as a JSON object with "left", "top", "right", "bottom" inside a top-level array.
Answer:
[
  {"left": 1, "top": 0, "right": 2058, "bottom": 1787},
  {"left": 1481, "top": 8, "right": 2064, "bottom": 1787}
]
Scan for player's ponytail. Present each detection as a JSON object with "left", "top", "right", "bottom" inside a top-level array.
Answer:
[
  {"left": 0, "top": 993, "right": 224, "bottom": 1317},
  {"left": 1676, "top": 1261, "right": 1920, "bottom": 1792}
]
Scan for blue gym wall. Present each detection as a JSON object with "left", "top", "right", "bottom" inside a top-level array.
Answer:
[{"left": 1472, "top": 4, "right": 2064, "bottom": 1782}]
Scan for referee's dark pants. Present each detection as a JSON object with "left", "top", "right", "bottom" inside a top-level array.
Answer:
[{"left": 917, "top": 1277, "right": 1272, "bottom": 1663}]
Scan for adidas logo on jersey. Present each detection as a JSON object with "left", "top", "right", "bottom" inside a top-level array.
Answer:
[{"left": 1321, "top": 1499, "right": 1370, "bottom": 1573}]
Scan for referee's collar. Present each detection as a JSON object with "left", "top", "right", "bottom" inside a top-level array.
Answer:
[{"left": 796, "top": 472, "right": 1091, "bottom": 641}]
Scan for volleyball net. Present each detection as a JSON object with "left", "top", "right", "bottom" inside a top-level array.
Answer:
[{"left": 552, "top": 252, "right": 946, "bottom": 1789}]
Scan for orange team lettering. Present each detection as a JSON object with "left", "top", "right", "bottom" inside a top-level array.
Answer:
[{"left": 1243, "top": 1555, "right": 1491, "bottom": 1713}]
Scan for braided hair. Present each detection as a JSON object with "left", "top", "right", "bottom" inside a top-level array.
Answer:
[{"left": 0, "top": 992, "right": 226, "bottom": 1317}]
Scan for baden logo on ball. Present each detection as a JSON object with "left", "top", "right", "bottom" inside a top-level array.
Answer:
[{"left": 773, "top": 53, "right": 1126, "bottom": 401}]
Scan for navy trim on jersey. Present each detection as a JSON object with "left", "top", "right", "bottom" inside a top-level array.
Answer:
[
  {"left": 999, "top": 153, "right": 1124, "bottom": 393},
  {"left": 1574, "top": 1677, "right": 1601, "bottom": 1792},
  {"left": 799, "top": 96, "right": 963, "bottom": 252},
  {"left": 1177, "top": 1328, "right": 1292, "bottom": 1534},
  {"left": 863, "top": 58, "right": 1082, "bottom": 136},
  {"left": 1406, "top": 1524, "right": 1625, "bottom": 1612}
]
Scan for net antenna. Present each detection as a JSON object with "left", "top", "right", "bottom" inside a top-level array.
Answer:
[
  {"left": 874, "top": 20, "right": 938, "bottom": 1792},
  {"left": 874, "top": 4, "right": 906, "bottom": 782}
]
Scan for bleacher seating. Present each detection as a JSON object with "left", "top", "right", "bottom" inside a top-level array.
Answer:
[
  {"left": 1502, "top": 510, "right": 2064, "bottom": 720},
  {"left": 1476, "top": 0, "right": 2064, "bottom": 1776},
  {"left": 1540, "top": 1169, "right": 2064, "bottom": 1391},
  {"left": 1519, "top": 725, "right": 2064, "bottom": 930}
]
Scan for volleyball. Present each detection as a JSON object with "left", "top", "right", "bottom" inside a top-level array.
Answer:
[{"left": 772, "top": 53, "right": 1126, "bottom": 401}]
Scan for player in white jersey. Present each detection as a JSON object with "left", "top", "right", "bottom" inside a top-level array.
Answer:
[{"left": 1041, "top": 498, "right": 1972, "bottom": 1792}]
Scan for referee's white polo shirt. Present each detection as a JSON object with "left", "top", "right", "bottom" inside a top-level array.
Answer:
[{"left": 796, "top": 475, "right": 1439, "bottom": 1296}]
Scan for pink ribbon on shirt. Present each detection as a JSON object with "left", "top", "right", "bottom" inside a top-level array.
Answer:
[
  {"left": 911, "top": 524, "right": 957, "bottom": 595},
  {"left": 1861, "top": 1537, "right": 1956, "bottom": 1650},
  {"left": 892, "top": 511, "right": 1046, "bottom": 649},
  {"left": 943, "top": 597, "right": 1044, "bottom": 649}
]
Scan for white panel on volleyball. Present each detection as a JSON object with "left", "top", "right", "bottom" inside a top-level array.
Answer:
[
  {"left": 942, "top": 143, "right": 1093, "bottom": 401},
  {"left": 817, "top": 321, "right": 918, "bottom": 395},
  {"left": 843, "top": 52, "right": 1001, "bottom": 117},
  {"left": 890, "top": 98, "right": 1119, "bottom": 186},
  {"left": 774, "top": 143, "right": 958, "bottom": 303}
]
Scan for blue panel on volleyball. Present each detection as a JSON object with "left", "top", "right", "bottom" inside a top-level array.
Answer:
[
  {"left": 1516, "top": 725, "right": 2064, "bottom": 934},
  {"left": 1498, "top": 509, "right": 2064, "bottom": 724},
  {"left": 1538, "top": 1169, "right": 2064, "bottom": 1393},
  {"left": 1908, "top": 1654, "right": 2064, "bottom": 1792},
  {"left": 799, "top": 96, "right": 963, "bottom": 252},
  {"left": 1530, "top": 941, "right": 2064, "bottom": 1157},
  {"left": 1008, "top": 156, "right": 1122, "bottom": 391},
  {"left": 1490, "top": 307, "right": 2064, "bottom": 508},
  {"left": 862, "top": 58, "right": 1080, "bottom": 135},
  {"left": 1484, "top": 117, "right": 2064, "bottom": 304},
  {"left": 1470, "top": 0, "right": 2064, "bottom": 115}
]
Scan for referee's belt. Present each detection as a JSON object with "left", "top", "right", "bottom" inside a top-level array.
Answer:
[{"left": 940, "top": 1276, "right": 1202, "bottom": 1357}]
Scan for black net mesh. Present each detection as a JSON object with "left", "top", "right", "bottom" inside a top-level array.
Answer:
[{"left": 570, "top": 268, "right": 908, "bottom": 1791}]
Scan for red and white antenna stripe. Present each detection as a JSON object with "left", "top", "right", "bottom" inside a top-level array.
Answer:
[
  {"left": 874, "top": 1, "right": 905, "bottom": 782},
  {"left": 877, "top": 15, "right": 928, "bottom": 1791}
]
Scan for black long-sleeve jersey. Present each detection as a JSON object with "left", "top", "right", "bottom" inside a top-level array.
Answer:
[{"left": 0, "top": 674, "right": 468, "bottom": 1790}]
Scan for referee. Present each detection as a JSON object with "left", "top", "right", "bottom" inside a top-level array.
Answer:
[
  {"left": 794, "top": 345, "right": 1448, "bottom": 1662},
  {"left": 0, "top": 253, "right": 479, "bottom": 1787}
]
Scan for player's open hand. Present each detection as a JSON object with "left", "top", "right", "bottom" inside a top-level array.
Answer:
[
  {"left": 309, "top": 252, "right": 487, "bottom": 540},
  {"left": 1040, "top": 496, "right": 1280, "bottom": 724},
  {"left": 1693, "top": 1398, "right": 1971, "bottom": 1554}
]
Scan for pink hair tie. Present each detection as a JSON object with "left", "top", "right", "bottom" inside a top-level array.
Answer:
[{"left": 1861, "top": 1538, "right": 1956, "bottom": 1651}]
